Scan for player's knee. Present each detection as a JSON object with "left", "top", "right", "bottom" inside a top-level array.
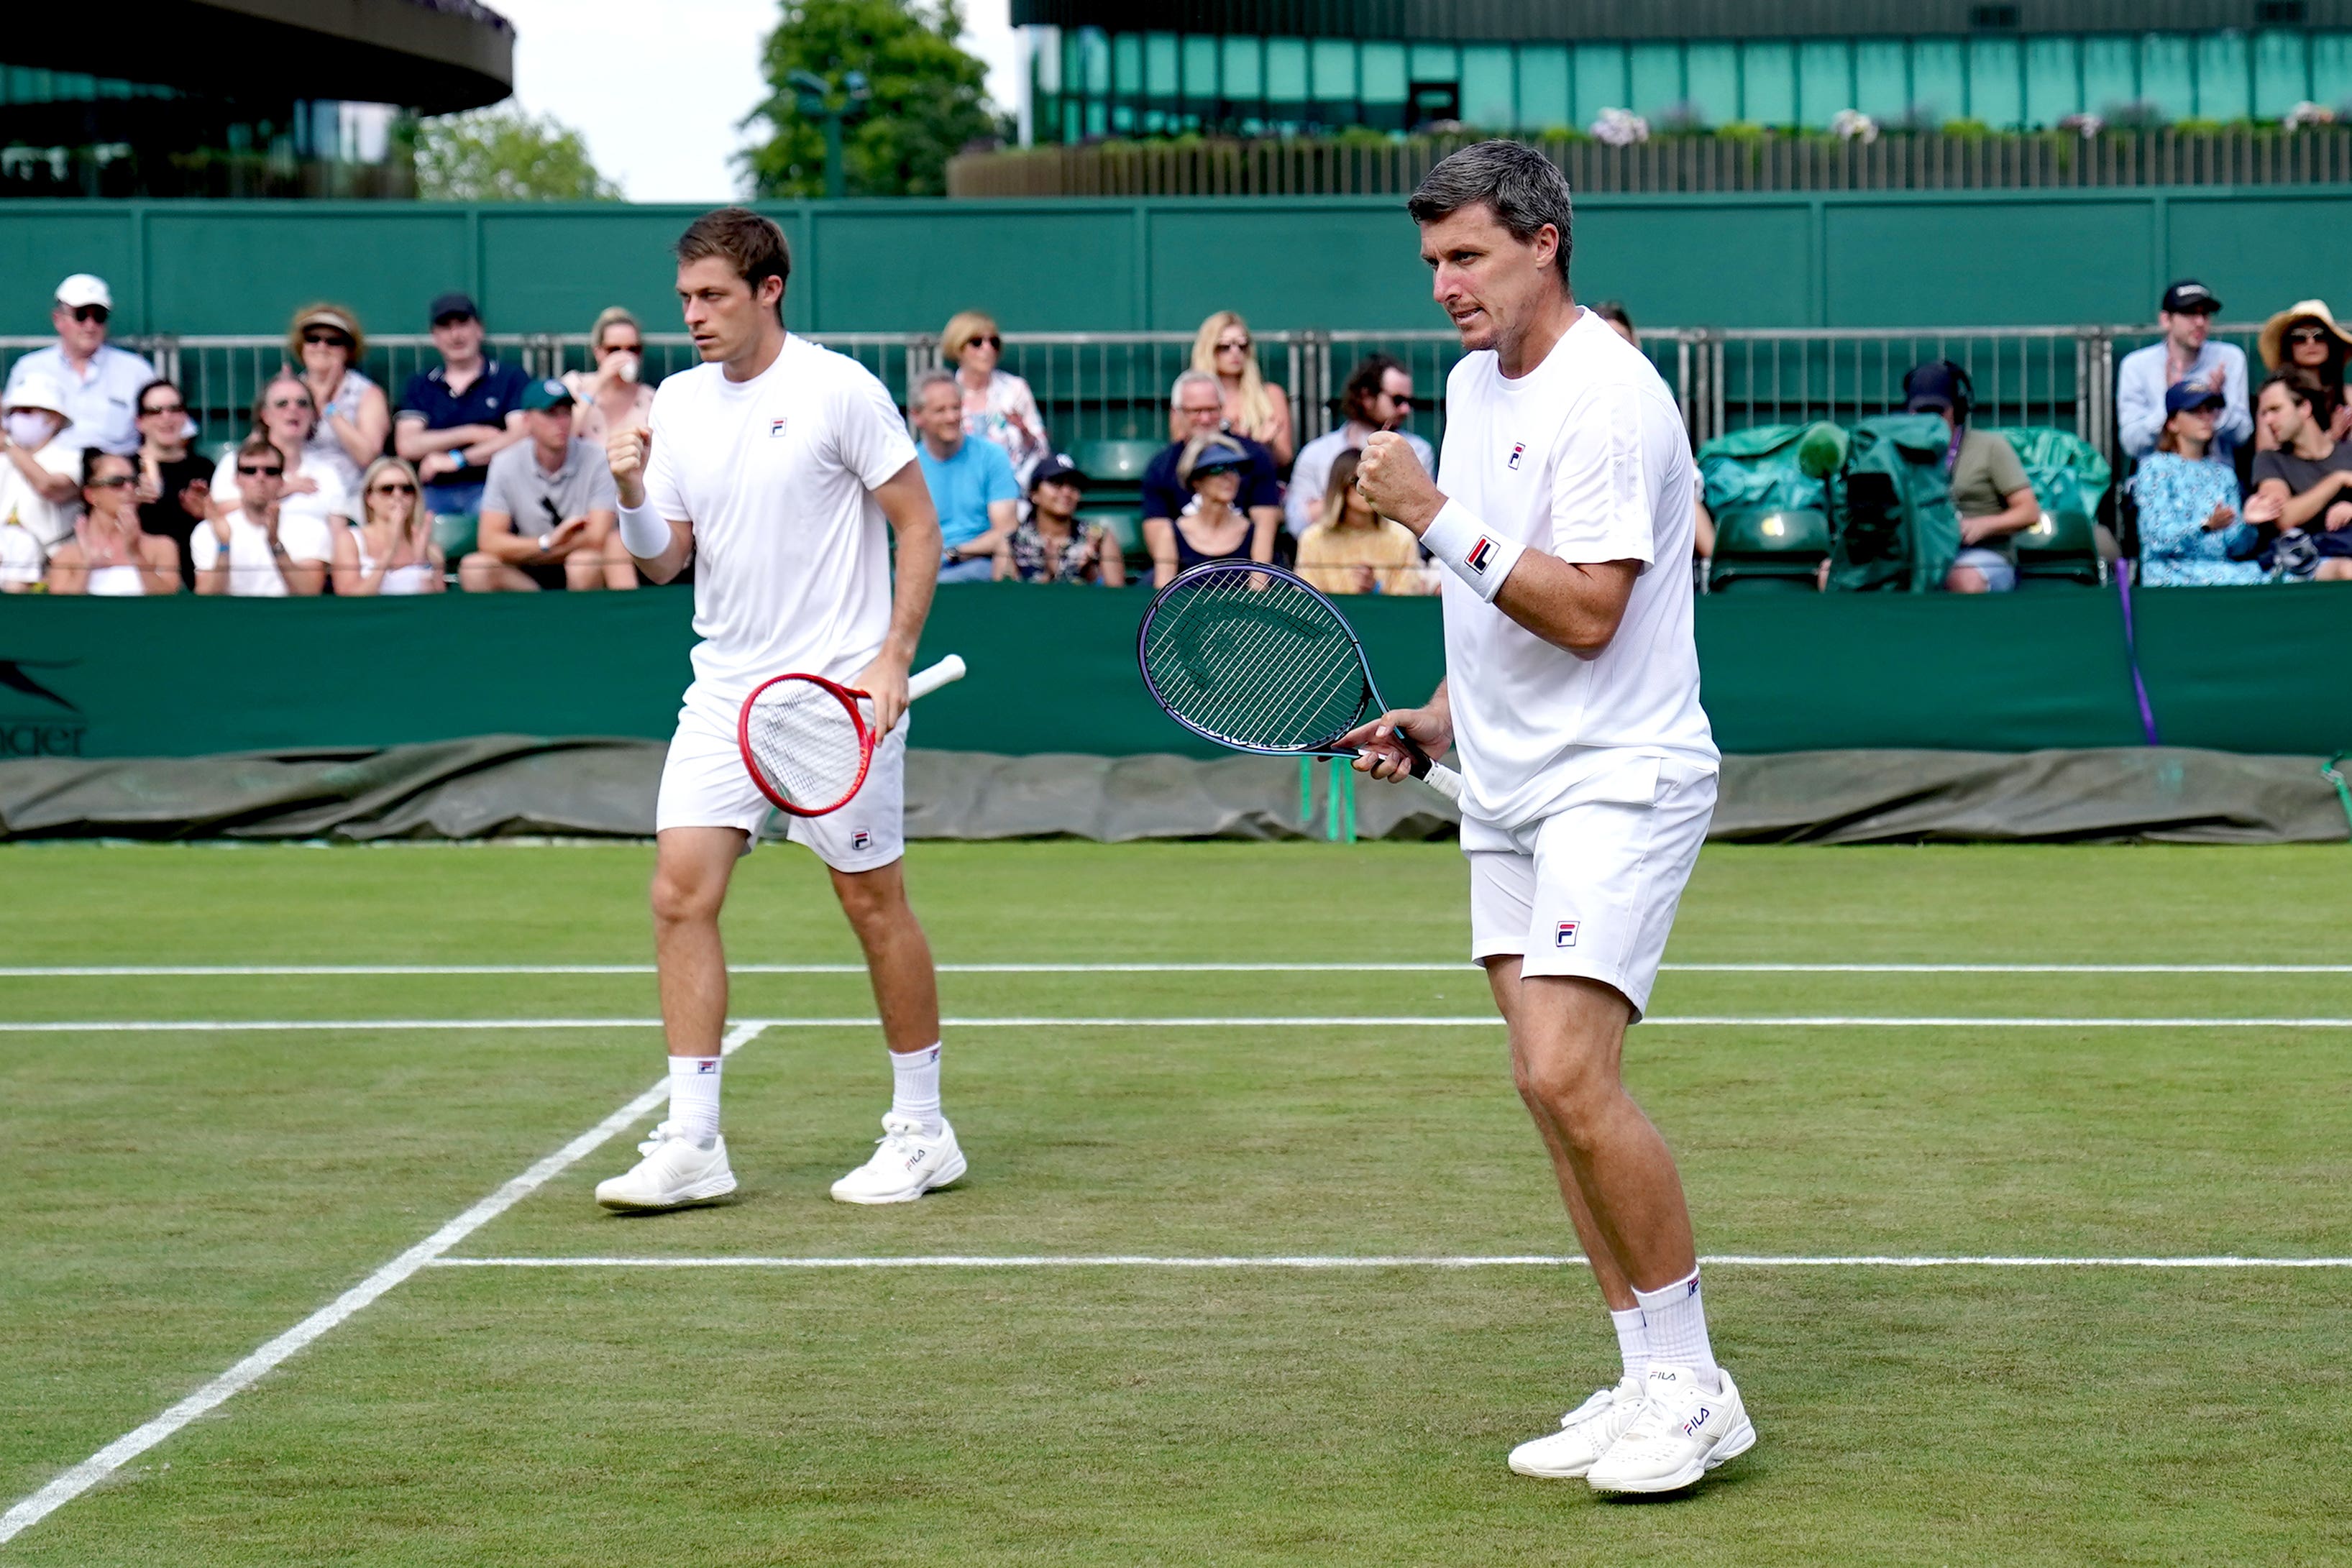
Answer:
[
  {"left": 649, "top": 864, "right": 724, "bottom": 926},
  {"left": 1515, "top": 1045, "right": 1615, "bottom": 1127},
  {"left": 831, "top": 867, "right": 906, "bottom": 932}
]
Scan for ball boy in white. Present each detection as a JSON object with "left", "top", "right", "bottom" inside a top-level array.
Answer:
[
  {"left": 1349, "top": 145, "right": 1755, "bottom": 1493},
  {"left": 594, "top": 208, "right": 964, "bottom": 1212}
]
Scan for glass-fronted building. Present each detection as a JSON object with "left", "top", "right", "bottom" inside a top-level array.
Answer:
[
  {"left": 1014, "top": 0, "right": 2352, "bottom": 142},
  {"left": 1, "top": 0, "right": 513, "bottom": 198}
]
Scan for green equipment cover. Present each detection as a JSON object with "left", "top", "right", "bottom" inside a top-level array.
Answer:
[
  {"left": 1979, "top": 426, "right": 2113, "bottom": 519},
  {"left": 1696, "top": 422, "right": 1846, "bottom": 517},
  {"left": 1826, "top": 413, "right": 1961, "bottom": 592}
]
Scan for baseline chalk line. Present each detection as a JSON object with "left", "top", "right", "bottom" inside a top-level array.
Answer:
[
  {"left": 7, "top": 1014, "right": 2352, "bottom": 1034},
  {"left": 6, "top": 961, "right": 2351, "bottom": 978},
  {"left": 0, "top": 1021, "right": 768, "bottom": 1546},
  {"left": 426, "top": 1252, "right": 2352, "bottom": 1271}
]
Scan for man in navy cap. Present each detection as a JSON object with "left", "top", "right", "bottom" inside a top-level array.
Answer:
[
  {"left": 393, "top": 291, "right": 531, "bottom": 518},
  {"left": 2117, "top": 279, "right": 2250, "bottom": 466}
]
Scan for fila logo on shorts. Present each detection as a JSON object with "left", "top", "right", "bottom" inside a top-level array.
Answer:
[
  {"left": 769, "top": 418, "right": 789, "bottom": 438},
  {"left": 1466, "top": 536, "right": 1499, "bottom": 574},
  {"left": 1555, "top": 920, "right": 1579, "bottom": 948},
  {"left": 851, "top": 829, "right": 873, "bottom": 851},
  {"left": 1506, "top": 441, "right": 1525, "bottom": 469}
]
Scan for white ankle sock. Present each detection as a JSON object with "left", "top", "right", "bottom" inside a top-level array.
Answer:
[
  {"left": 1632, "top": 1267, "right": 1719, "bottom": 1392},
  {"left": 1609, "top": 1306, "right": 1648, "bottom": 1382},
  {"left": 668, "top": 1055, "right": 722, "bottom": 1147},
  {"left": 890, "top": 1042, "right": 943, "bottom": 1134}
]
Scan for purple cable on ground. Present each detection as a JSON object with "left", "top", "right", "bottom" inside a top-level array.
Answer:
[{"left": 2114, "top": 564, "right": 2161, "bottom": 746}]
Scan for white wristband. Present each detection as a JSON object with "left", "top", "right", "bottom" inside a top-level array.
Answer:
[
  {"left": 1419, "top": 499, "right": 1524, "bottom": 602},
  {"left": 618, "top": 500, "right": 669, "bottom": 558}
]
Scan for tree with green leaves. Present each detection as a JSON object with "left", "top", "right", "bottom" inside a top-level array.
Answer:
[
  {"left": 741, "top": 0, "right": 1003, "bottom": 199},
  {"left": 408, "top": 106, "right": 623, "bottom": 202}
]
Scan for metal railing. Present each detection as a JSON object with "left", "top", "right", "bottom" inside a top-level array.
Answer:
[{"left": 2, "top": 321, "right": 2247, "bottom": 475}]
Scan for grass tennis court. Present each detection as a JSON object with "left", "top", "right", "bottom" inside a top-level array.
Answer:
[{"left": 5, "top": 840, "right": 2349, "bottom": 1565}]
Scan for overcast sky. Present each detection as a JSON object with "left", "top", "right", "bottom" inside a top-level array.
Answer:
[{"left": 486, "top": 0, "right": 1022, "bottom": 203}]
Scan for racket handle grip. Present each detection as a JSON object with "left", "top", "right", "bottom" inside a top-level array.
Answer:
[
  {"left": 1411, "top": 755, "right": 1465, "bottom": 804},
  {"left": 907, "top": 654, "right": 967, "bottom": 702}
]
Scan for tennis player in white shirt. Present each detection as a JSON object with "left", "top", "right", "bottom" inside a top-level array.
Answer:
[
  {"left": 595, "top": 208, "right": 967, "bottom": 1212},
  {"left": 1347, "top": 143, "right": 1754, "bottom": 1495}
]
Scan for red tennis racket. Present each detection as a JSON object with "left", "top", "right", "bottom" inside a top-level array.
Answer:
[{"left": 736, "top": 654, "right": 967, "bottom": 817}]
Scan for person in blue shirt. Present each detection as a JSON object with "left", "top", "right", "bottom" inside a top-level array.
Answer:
[
  {"left": 2, "top": 274, "right": 157, "bottom": 457},
  {"left": 2115, "top": 279, "right": 2251, "bottom": 467},
  {"left": 2132, "top": 383, "right": 2264, "bottom": 587},
  {"left": 910, "top": 370, "right": 1017, "bottom": 582},
  {"left": 393, "top": 292, "right": 530, "bottom": 519}
]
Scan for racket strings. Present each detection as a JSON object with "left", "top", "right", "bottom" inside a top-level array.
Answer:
[
  {"left": 744, "top": 679, "right": 869, "bottom": 810},
  {"left": 1143, "top": 572, "right": 1371, "bottom": 749}
]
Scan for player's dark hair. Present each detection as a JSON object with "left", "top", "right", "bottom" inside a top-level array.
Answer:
[
  {"left": 1340, "top": 354, "right": 1404, "bottom": 426},
  {"left": 1408, "top": 140, "right": 1573, "bottom": 285},
  {"left": 675, "top": 207, "right": 791, "bottom": 321}
]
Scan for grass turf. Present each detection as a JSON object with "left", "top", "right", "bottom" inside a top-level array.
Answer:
[{"left": 3, "top": 841, "right": 2349, "bottom": 1564}]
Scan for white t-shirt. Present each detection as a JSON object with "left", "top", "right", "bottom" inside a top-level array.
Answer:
[
  {"left": 643, "top": 334, "right": 918, "bottom": 701},
  {"left": 1436, "top": 308, "right": 1717, "bottom": 830},
  {"left": 211, "top": 451, "right": 355, "bottom": 536},
  {"left": 191, "top": 508, "right": 334, "bottom": 597}
]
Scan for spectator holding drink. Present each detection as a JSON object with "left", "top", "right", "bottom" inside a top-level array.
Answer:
[
  {"left": 2131, "top": 384, "right": 2264, "bottom": 587},
  {"left": 47, "top": 449, "right": 180, "bottom": 595},
  {"left": 132, "top": 378, "right": 211, "bottom": 589},
  {"left": 563, "top": 306, "right": 658, "bottom": 446},
  {"left": 288, "top": 304, "right": 390, "bottom": 477}
]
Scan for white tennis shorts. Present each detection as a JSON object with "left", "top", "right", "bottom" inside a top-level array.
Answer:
[
  {"left": 1464, "top": 756, "right": 1717, "bottom": 1021},
  {"left": 654, "top": 687, "right": 907, "bottom": 874}
]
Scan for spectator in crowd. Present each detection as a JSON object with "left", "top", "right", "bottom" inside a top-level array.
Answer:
[
  {"left": 1190, "top": 310, "right": 1292, "bottom": 465},
  {"left": 2117, "top": 279, "right": 2249, "bottom": 465},
  {"left": 943, "top": 310, "right": 1050, "bottom": 484},
  {"left": 2, "top": 274, "right": 155, "bottom": 456},
  {"left": 1144, "top": 433, "right": 1275, "bottom": 587},
  {"left": 1592, "top": 299, "right": 1639, "bottom": 346},
  {"left": 1905, "top": 360, "right": 2039, "bottom": 593},
  {"left": 193, "top": 434, "right": 329, "bottom": 597},
  {"left": 1143, "top": 370, "right": 1283, "bottom": 547},
  {"left": 2132, "top": 384, "right": 2264, "bottom": 587},
  {"left": 0, "top": 373, "right": 84, "bottom": 590},
  {"left": 1284, "top": 354, "right": 1433, "bottom": 536},
  {"left": 394, "top": 292, "right": 528, "bottom": 518},
  {"left": 132, "top": 378, "right": 211, "bottom": 590},
  {"left": 2254, "top": 300, "right": 2352, "bottom": 450},
  {"left": 910, "top": 369, "right": 1018, "bottom": 582},
  {"left": 211, "top": 374, "right": 357, "bottom": 538},
  {"left": 2243, "top": 373, "right": 2352, "bottom": 582},
  {"left": 288, "top": 303, "right": 389, "bottom": 480},
  {"left": 462, "top": 379, "right": 632, "bottom": 592},
  {"left": 333, "top": 457, "right": 444, "bottom": 595},
  {"left": 1295, "top": 449, "right": 1436, "bottom": 595},
  {"left": 994, "top": 453, "right": 1122, "bottom": 585},
  {"left": 47, "top": 449, "right": 179, "bottom": 595},
  {"left": 562, "top": 306, "right": 658, "bottom": 446}
]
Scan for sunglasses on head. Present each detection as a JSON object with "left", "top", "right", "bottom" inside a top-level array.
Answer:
[
  {"left": 370, "top": 481, "right": 418, "bottom": 495},
  {"left": 67, "top": 305, "right": 109, "bottom": 324},
  {"left": 237, "top": 462, "right": 284, "bottom": 477},
  {"left": 139, "top": 400, "right": 184, "bottom": 416}
]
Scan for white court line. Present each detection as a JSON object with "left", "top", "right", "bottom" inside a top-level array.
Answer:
[
  {"left": 427, "top": 1252, "right": 2352, "bottom": 1270},
  {"left": 0, "top": 1020, "right": 768, "bottom": 1547},
  {"left": 6, "top": 961, "right": 2352, "bottom": 978},
  {"left": 6, "top": 1014, "right": 2352, "bottom": 1035}
]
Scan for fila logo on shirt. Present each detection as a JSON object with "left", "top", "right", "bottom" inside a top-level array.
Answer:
[
  {"left": 1554, "top": 920, "right": 1579, "bottom": 948},
  {"left": 1465, "top": 536, "right": 1499, "bottom": 574},
  {"left": 851, "top": 829, "right": 874, "bottom": 851},
  {"left": 1506, "top": 441, "right": 1525, "bottom": 469},
  {"left": 769, "top": 418, "right": 790, "bottom": 439}
]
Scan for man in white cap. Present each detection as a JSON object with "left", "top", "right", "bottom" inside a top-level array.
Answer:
[
  {"left": 4, "top": 275, "right": 157, "bottom": 457},
  {"left": 0, "top": 373, "right": 84, "bottom": 591}
]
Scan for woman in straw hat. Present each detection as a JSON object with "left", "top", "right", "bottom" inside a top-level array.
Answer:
[
  {"left": 287, "top": 303, "right": 390, "bottom": 480},
  {"left": 2255, "top": 299, "right": 2352, "bottom": 449}
]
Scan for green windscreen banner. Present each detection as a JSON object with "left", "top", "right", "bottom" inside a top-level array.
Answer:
[{"left": 0, "top": 583, "right": 2341, "bottom": 761}]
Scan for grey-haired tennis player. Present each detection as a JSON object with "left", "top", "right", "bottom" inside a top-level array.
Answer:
[{"left": 1345, "top": 142, "right": 1754, "bottom": 1495}]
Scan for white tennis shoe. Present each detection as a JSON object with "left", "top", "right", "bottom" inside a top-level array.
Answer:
[
  {"left": 1508, "top": 1375, "right": 1648, "bottom": 1479},
  {"left": 830, "top": 1114, "right": 966, "bottom": 1204},
  {"left": 1585, "top": 1363, "right": 1757, "bottom": 1495},
  {"left": 594, "top": 1123, "right": 738, "bottom": 1212}
]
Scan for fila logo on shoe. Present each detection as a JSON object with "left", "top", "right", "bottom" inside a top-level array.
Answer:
[
  {"left": 1554, "top": 920, "right": 1578, "bottom": 948},
  {"left": 1682, "top": 1406, "right": 1713, "bottom": 1437}
]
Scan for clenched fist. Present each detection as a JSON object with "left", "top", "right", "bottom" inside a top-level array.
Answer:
[
  {"left": 1355, "top": 430, "right": 1444, "bottom": 533},
  {"left": 607, "top": 423, "right": 651, "bottom": 508}
]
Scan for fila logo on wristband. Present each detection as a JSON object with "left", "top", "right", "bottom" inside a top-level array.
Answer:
[
  {"left": 1555, "top": 920, "right": 1579, "bottom": 948},
  {"left": 1466, "top": 536, "right": 1498, "bottom": 574}
]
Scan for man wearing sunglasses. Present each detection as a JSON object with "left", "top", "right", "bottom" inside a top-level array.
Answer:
[
  {"left": 1284, "top": 353, "right": 1434, "bottom": 536},
  {"left": 2117, "top": 279, "right": 2251, "bottom": 467},
  {"left": 2, "top": 274, "right": 157, "bottom": 457}
]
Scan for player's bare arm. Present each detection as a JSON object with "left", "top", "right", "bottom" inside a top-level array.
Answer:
[
  {"left": 1355, "top": 431, "right": 1639, "bottom": 655},
  {"left": 856, "top": 459, "right": 942, "bottom": 734},
  {"left": 607, "top": 422, "right": 693, "bottom": 581}
]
